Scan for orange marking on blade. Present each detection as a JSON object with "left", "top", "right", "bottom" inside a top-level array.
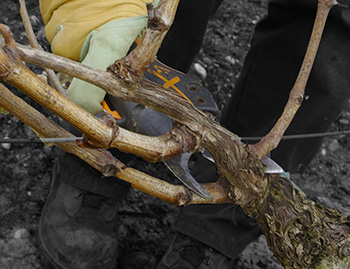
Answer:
[
  {"left": 101, "top": 100, "right": 122, "bottom": 120},
  {"left": 152, "top": 71, "right": 193, "bottom": 105}
]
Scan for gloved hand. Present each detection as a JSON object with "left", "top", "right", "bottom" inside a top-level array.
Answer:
[{"left": 40, "top": 0, "right": 159, "bottom": 114}]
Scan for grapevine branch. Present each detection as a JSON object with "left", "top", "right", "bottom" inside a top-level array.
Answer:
[{"left": 18, "top": 0, "right": 66, "bottom": 96}]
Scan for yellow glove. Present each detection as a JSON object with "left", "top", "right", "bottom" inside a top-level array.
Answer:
[
  {"left": 40, "top": 0, "right": 156, "bottom": 61},
  {"left": 39, "top": 0, "right": 159, "bottom": 114}
]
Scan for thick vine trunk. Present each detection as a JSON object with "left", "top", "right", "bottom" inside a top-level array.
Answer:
[
  {"left": 216, "top": 138, "right": 350, "bottom": 268},
  {"left": 260, "top": 174, "right": 350, "bottom": 268}
]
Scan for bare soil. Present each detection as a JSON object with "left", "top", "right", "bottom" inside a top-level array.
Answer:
[{"left": 1, "top": 0, "right": 349, "bottom": 268}]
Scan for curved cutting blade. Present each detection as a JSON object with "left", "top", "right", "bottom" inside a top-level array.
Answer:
[{"left": 164, "top": 153, "right": 213, "bottom": 199}]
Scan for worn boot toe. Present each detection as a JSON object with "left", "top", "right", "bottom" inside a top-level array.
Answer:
[{"left": 39, "top": 163, "right": 120, "bottom": 269}]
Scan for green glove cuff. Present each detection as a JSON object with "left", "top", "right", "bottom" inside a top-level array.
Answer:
[{"left": 67, "top": 15, "right": 148, "bottom": 115}]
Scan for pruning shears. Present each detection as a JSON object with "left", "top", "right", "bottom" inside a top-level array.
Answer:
[{"left": 105, "top": 59, "right": 285, "bottom": 199}]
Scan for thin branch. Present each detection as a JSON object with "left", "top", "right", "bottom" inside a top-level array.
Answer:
[
  {"left": 18, "top": 0, "right": 66, "bottom": 96},
  {"left": 0, "top": 83, "right": 119, "bottom": 176},
  {"left": 0, "top": 32, "right": 236, "bottom": 157},
  {"left": 18, "top": 0, "right": 42, "bottom": 50},
  {"left": 252, "top": 0, "right": 338, "bottom": 158},
  {"left": 5, "top": 38, "right": 219, "bottom": 134},
  {"left": 114, "top": 0, "right": 180, "bottom": 77},
  {"left": 116, "top": 168, "right": 230, "bottom": 205},
  {"left": 0, "top": 82, "right": 229, "bottom": 204},
  {"left": 0, "top": 27, "right": 198, "bottom": 163},
  {"left": 19, "top": 39, "right": 233, "bottom": 133}
]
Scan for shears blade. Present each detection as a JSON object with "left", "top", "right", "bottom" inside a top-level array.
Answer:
[
  {"left": 164, "top": 153, "right": 213, "bottom": 199},
  {"left": 262, "top": 156, "right": 285, "bottom": 174}
]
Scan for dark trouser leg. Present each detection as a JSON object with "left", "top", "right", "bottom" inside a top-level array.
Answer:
[
  {"left": 173, "top": 0, "right": 350, "bottom": 259},
  {"left": 222, "top": 0, "right": 350, "bottom": 172},
  {"left": 55, "top": 149, "right": 131, "bottom": 200},
  {"left": 158, "top": 0, "right": 224, "bottom": 73},
  {"left": 39, "top": 123, "right": 132, "bottom": 268}
]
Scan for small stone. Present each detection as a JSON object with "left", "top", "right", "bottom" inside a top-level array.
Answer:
[
  {"left": 328, "top": 139, "right": 340, "bottom": 152},
  {"left": 339, "top": 118, "right": 349, "bottom": 125},
  {"left": 225, "top": 56, "right": 236, "bottom": 65},
  {"left": 30, "top": 15, "right": 41, "bottom": 26},
  {"left": 202, "top": 57, "right": 213, "bottom": 65},
  {"left": 193, "top": 63, "right": 207, "bottom": 79},
  {"left": 14, "top": 228, "right": 30, "bottom": 240},
  {"left": 1, "top": 136, "right": 11, "bottom": 150}
]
